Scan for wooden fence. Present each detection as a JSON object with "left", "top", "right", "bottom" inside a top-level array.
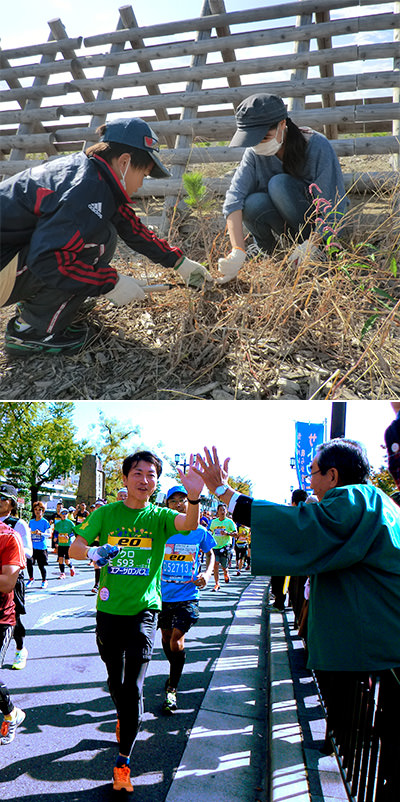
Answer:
[{"left": 1, "top": 0, "right": 399, "bottom": 227}]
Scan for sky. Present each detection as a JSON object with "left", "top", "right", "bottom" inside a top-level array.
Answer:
[
  {"left": 1, "top": 1, "right": 394, "bottom": 96},
  {"left": 1, "top": 0, "right": 281, "bottom": 47},
  {"left": 71, "top": 400, "right": 396, "bottom": 503}
]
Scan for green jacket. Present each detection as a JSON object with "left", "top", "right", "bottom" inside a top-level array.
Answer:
[{"left": 251, "top": 484, "right": 400, "bottom": 671}]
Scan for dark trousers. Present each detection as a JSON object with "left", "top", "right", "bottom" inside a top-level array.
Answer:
[
  {"left": 13, "top": 616, "right": 25, "bottom": 651},
  {"left": 27, "top": 549, "right": 48, "bottom": 581},
  {"left": 4, "top": 223, "right": 117, "bottom": 334},
  {"left": 0, "top": 625, "right": 14, "bottom": 715},
  {"left": 96, "top": 609, "right": 158, "bottom": 758},
  {"left": 271, "top": 576, "right": 286, "bottom": 608}
]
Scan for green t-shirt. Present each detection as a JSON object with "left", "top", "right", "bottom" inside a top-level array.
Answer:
[
  {"left": 75, "top": 501, "right": 179, "bottom": 616},
  {"left": 209, "top": 516, "right": 237, "bottom": 549},
  {"left": 54, "top": 518, "right": 75, "bottom": 546}
]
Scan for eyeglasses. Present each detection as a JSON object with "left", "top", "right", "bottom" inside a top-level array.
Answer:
[{"left": 307, "top": 468, "right": 321, "bottom": 477}]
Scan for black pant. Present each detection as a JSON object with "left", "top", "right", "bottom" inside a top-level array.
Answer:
[
  {"left": 4, "top": 223, "right": 117, "bottom": 334},
  {"left": 270, "top": 576, "right": 286, "bottom": 608},
  {"left": 27, "top": 549, "right": 48, "bottom": 581},
  {"left": 96, "top": 609, "right": 158, "bottom": 758},
  {"left": 0, "top": 625, "right": 14, "bottom": 715}
]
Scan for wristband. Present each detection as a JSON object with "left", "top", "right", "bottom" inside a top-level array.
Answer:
[
  {"left": 228, "top": 491, "right": 240, "bottom": 514},
  {"left": 174, "top": 256, "right": 185, "bottom": 269},
  {"left": 187, "top": 498, "right": 201, "bottom": 504}
]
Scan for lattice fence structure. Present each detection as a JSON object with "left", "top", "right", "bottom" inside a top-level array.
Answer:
[{"left": 1, "top": 0, "right": 399, "bottom": 226}]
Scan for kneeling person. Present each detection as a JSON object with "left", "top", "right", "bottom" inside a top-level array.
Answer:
[{"left": 159, "top": 486, "right": 216, "bottom": 714}]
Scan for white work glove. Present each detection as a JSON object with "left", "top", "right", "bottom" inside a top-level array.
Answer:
[
  {"left": 104, "top": 273, "right": 147, "bottom": 306},
  {"left": 217, "top": 248, "right": 246, "bottom": 284},
  {"left": 87, "top": 543, "right": 120, "bottom": 566},
  {"left": 175, "top": 257, "right": 213, "bottom": 290},
  {"left": 287, "top": 239, "right": 322, "bottom": 268}
]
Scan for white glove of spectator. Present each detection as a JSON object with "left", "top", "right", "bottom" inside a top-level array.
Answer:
[
  {"left": 217, "top": 248, "right": 246, "bottom": 284},
  {"left": 175, "top": 257, "right": 213, "bottom": 289},
  {"left": 287, "top": 239, "right": 322, "bottom": 268},
  {"left": 104, "top": 273, "right": 147, "bottom": 305}
]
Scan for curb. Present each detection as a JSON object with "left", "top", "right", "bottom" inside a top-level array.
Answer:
[{"left": 165, "top": 577, "right": 270, "bottom": 802}]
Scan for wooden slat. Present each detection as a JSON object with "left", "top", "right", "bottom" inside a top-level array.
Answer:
[{"left": 82, "top": 0, "right": 390, "bottom": 47}]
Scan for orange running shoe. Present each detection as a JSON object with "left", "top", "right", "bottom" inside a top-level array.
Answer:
[
  {"left": 113, "top": 764, "right": 133, "bottom": 792},
  {"left": 116, "top": 717, "right": 120, "bottom": 743}
]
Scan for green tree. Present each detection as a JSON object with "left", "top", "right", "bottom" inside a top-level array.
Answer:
[
  {"left": 370, "top": 466, "right": 397, "bottom": 496},
  {"left": 0, "top": 401, "right": 91, "bottom": 508},
  {"left": 91, "top": 412, "right": 142, "bottom": 500},
  {"left": 229, "top": 475, "right": 253, "bottom": 496}
]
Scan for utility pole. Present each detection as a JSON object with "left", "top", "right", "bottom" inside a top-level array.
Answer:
[{"left": 330, "top": 402, "right": 347, "bottom": 439}]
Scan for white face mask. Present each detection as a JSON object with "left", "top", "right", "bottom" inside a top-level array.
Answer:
[
  {"left": 119, "top": 161, "right": 130, "bottom": 190},
  {"left": 252, "top": 126, "right": 285, "bottom": 157}
]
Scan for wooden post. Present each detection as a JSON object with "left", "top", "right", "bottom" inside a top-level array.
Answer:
[
  {"left": 159, "top": 0, "right": 214, "bottom": 235},
  {"left": 209, "top": 0, "right": 242, "bottom": 96},
  {"left": 287, "top": 8, "right": 313, "bottom": 113},
  {"left": 6, "top": 24, "right": 63, "bottom": 166},
  {"left": 115, "top": 5, "right": 174, "bottom": 149},
  {"left": 315, "top": 10, "right": 338, "bottom": 139},
  {"left": 85, "top": 7, "right": 136, "bottom": 144}
]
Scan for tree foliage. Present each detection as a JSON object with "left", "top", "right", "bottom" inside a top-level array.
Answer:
[
  {"left": 89, "top": 412, "right": 142, "bottom": 500},
  {"left": 228, "top": 475, "right": 253, "bottom": 496},
  {"left": 370, "top": 466, "right": 397, "bottom": 496},
  {"left": 0, "top": 402, "right": 91, "bottom": 506}
]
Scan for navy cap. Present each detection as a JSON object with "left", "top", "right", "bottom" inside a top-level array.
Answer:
[
  {"left": 100, "top": 117, "right": 171, "bottom": 179},
  {"left": 0, "top": 483, "right": 17, "bottom": 502},
  {"left": 166, "top": 485, "right": 187, "bottom": 501},
  {"left": 230, "top": 94, "right": 288, "bottom": 148}
]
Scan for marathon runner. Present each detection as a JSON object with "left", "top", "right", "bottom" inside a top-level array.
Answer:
[
  {"left": 69, "top": 450, "right": 204, "bottom": 793},
  {"left": 159, "top": 485, "right": 215, "bottom": 714}
]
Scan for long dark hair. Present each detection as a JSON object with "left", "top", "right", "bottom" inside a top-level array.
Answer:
[{"left": 282, "top": 117, "right": 308, "bottom": 178}]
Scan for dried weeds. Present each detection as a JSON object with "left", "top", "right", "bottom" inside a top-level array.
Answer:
[{"left": 0, "top": 174, "right": 399, "bottom": 401}]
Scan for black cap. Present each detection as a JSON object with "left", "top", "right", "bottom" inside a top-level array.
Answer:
[
  {"left": 230, "top": 94, "right": 288, "bottom": 148},
  {"left": 100, "top": 117, "right": 170, "bottom": 179}
]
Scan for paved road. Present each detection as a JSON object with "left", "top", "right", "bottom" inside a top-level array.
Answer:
[{"left": 0, "top": 556, "right": 266, "bottom": 801}]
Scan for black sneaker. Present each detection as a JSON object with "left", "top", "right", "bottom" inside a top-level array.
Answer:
[{"left": 5, "top": 316, "right": 95, "bottom": 356}]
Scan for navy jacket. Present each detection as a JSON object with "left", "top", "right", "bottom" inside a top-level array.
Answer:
[{"left": 0, "top": 153, "right": 182, "bottom": 296}]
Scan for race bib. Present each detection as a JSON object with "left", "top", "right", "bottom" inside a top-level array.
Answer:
[
  {"left": 162, "top": 542, "right": 198, "bottom": 583},
  {"left": 107, "top": 528, "right": 152, "bottom": 577}
]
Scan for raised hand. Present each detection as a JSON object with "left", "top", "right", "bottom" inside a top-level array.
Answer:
[
  {"left": 177, "top": 454, "right": 204, "bottom": 499},
  {"left": 193, "top": 446, "right": 231, "bottom": 493}
]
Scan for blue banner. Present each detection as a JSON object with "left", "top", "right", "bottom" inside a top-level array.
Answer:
[{"left": 295, "top": 422, "right": 325, "bottom": 491}]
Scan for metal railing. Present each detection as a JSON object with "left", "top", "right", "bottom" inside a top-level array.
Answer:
[{"left": 315, "top": 669, "right": 400, "bottom": 802}]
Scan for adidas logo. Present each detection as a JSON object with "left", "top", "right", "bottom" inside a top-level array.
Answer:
[{"left": 88, "top": 202, "right": 103, "bottom": 219}]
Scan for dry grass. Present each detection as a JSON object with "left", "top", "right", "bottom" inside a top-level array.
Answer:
[{"left": 0, "top": 175, "right": 399, "bottom": 401}]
